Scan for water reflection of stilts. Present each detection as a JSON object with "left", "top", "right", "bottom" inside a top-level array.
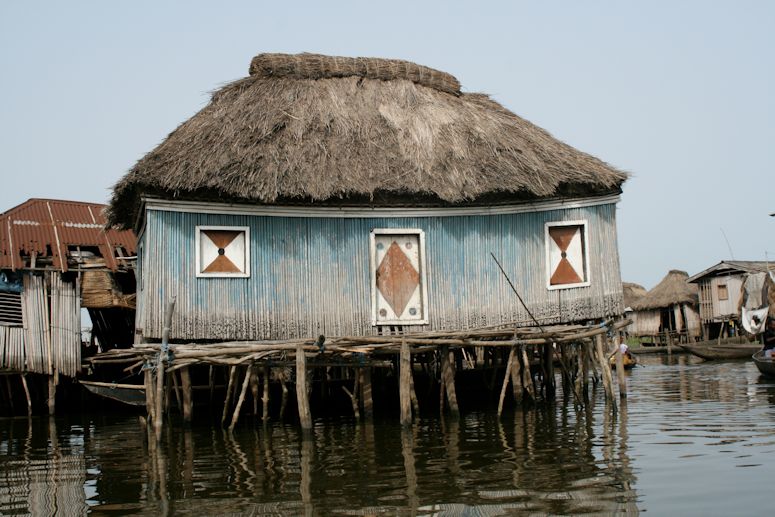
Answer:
[{"left": 401, "top": 427, "right": 419, "bottom": 515}]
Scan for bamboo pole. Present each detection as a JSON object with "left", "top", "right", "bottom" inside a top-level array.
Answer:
[
  {"left": 180, "top": 366, "right": 193, "bottom": 425},
  {"left": 296, "top": 344, "right": 312, "bottom": 430},
  {"left": 520, "top": 346, "right": 535, "bottom": 402},
  {"left": 399, "top": 340, "right": 412, "bottom": 426}
]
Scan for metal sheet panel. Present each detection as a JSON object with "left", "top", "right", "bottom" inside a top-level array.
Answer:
[
  {"left": 0, "top": 199, "right": 136, "bottom": 271},
  {"left": 138, "top": 202, "right": 624, "bottom": 340}
]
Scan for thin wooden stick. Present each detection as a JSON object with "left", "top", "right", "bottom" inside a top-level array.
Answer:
[
  {"left": 229, "top": 364, "right": 253, "bottom": 431},
  {"left": 221, "top": 366, "right": 237, "bottom": 427},
  {"left": 498, "top": 346, "right": 516, "bottom": 417}
]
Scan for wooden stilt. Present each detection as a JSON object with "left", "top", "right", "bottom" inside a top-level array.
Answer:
[
  {"left": 614, "top": 339, "right": 627, "bottom": 399},
  {"left": 439, "top": 373, "right": 446, "bottom": 416},
  {"left": 20, "top": 374, "right": 32, "bottom": 417},
  {"left": 262, "top": 364, "right": 270, "bottom": 422},
  {"left": 520, "top": 346, "right": 535, "bottom": 402},
  {"left": 280, "top": 380, "right": 289, "bottom": 419},
  {"left": 595, "top": 334, "right": 616, "bottom": 404},
  {"left": 441, "top": 346, "right": 459, "bottom": 416},
  {"left": 249, "top": 366, "right": 259, "bottom": 416},
  {"left": 5, "top": 376, "right": 14, "bottom": 413},
  {"left": 171, "top": 369, "right": 183, "bottom": 414},
  {"left": 154, "top": 365, "right": 165, "bottom": 441},
  {"left": 342, "top": 369, "right": 361, "bottom": 419},
  {"left": 544, "top": 343, "right": 556, "bottom": 399},
  {"left": 409, "top": 361, "right": 420, "bottom": 417},
  {"left": 399, "top": 340, "right": 412, "bottom": 426},
  {"left": 144, "top": 366, "right": 156, "bottom": 428},
  {"left": 581, "top": 342, "right": 590, "bottom": 399},
  {"left": 208, "top": 365, "right": 215, "bottom": 404},
  {"left": 221, "top": 366, "right": 237, "bottom": 427},
  {"left": 497, "top": 346, "right": 516, "bottom": 417},
  {"left": 296, "top": 343, "right": 312, "bottom": 430},
  {"left": 180, "top": 366, "right": 193, "bottom": 425},
  {"left": 510, "top": 346, "right": 523, "bottom": 405},
  {"left": 361, "top": 367, "right": 374, "bottom": 419},
  {"left": 47, "top": 374, "right": 56, "bottom": 416},
  {"left": 229, "top": 364, "right": 253, "bottom": 431}
]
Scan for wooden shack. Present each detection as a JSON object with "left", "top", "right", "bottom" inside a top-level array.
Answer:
[
  {"left": 0, "top": 199, "right": 136, "bottom": 414},
  {"left": 687, "top": 261, "right": 774, "bottom": 339},
  {"left": 629, "top": 270, "right": 701, "bottom": 345},
  {"left": 103, "top": 53, "right": 631, "bottom": 431}
]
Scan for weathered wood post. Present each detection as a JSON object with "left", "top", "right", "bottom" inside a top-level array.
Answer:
[
  {"left": 229, "top": 364, "right": 254, "bottom": 431},
  {"left": 48, "top": 373, "right": 56, "bottom": 416},
  {"left": 497, "top": 346, "right": 516, "bottom": 417},
  {"left": 615, "top": 340, "right": 628, "bottom": 399},
  {"left": 399, "top": 340, "right": 412, "bottom": 426},
  {"left": 441, "top": 345, "right": 459, "bottom": 416},
  {"left": 510, "top": 345, "right": 523, "bottom": 405},
  {"left": 262, "top": 363, "right": 270, "bottom": 421},
  {"left": 520, "top": 346, "right": 535, "bottom": 402},
  {"left": 144, "top": 366, "right": 156, "bottom": 428},
  {"left": 360, "top": 366, "right": 374, "bottom": 419},
  {"left": 154, "top": 297, "right": 176, "bottom": 442},
  {"left": 249, "top": 366, "right": 259, "bottom": 416},
  {"left": 221, "top": 366, "right": 237, "bottom": 426},
  {"left": 296, "top": 343, "right": 312, "bottom": 430},
  {"left": 544, "top": 343, "right": 556, "bottom": 399},
  {"left": 595, "top": 334, "right": 615, "bottom": 402},
  {"left": 20, "top": 374, "right": 32, "bottom": 417},
  {"left": 180, "top": 366, "right": 193, "bottom": 425}
]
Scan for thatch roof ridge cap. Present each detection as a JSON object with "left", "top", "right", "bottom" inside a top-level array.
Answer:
[{"left": 248, "top": 52, "right": 462, "bottom": 95}]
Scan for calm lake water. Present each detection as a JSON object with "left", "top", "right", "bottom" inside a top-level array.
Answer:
[{"left": 2, "top": 355, "right": 775, "bottom": 515}]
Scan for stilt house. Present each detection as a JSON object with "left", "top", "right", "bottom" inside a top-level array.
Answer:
[
  {"left": 0, "top": 199, "right": 136, "bottom": 379},
  {"left": 687, "top": 260, "right": 775, "bottom": 339},
  {"left": 107, "top": 53, "right": 628, "bottom": 343},
  {"left": 629, "top": 270, "right": 701, "bottom": 344}
]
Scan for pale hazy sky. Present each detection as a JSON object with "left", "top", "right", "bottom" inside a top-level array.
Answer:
[{"left": 1, "top": 1, "right": 772, "bottom": 289}]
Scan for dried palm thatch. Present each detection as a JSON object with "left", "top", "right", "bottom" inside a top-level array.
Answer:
[
  {"left": 622, "top": 282, "right": 647, "bottom": 308},
  {"left": 108, "top": 53, "right": 627, "bottom": 228},
  {"left": 630, "top": 270, "right": 699, "bottom": 311}
]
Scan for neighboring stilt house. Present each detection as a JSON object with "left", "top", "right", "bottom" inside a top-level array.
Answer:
[
  {"left": 629, "top": 270, "right": 701, "bottom": 345},
  {"left": 107, "top": 53, "right": 629, "bottom": 343},
  {"left": 0, "top": 199, "right": 136, "bottom": 414},
  {"left": 688, "top": 261, "right": 775, "bottom": 339}
]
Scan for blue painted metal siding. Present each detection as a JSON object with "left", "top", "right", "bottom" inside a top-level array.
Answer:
[{"left": 137, "top": 204, "right": 623, "bottom": 340}]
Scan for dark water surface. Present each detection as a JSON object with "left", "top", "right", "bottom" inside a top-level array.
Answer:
[{"left": 2, "top": 356, "right": 775, "bottom": 515}]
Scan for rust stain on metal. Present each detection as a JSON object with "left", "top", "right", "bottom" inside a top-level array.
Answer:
[{"left": 0, "top": 199, "right": 136, "bottom": 271}]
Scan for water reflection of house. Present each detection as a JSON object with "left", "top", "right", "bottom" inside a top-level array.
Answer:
[
  {"left": 106, "top": 53, "right": 629, "bottom": 344},
  {"left": 629, "top": 270, "right": 701, "bottom": 345},
  {"left": 0, "top": 198, "right": 135, "bottom": 414},
  {"left": 688, "top": 260, "right": 774, "bottom": 339}
]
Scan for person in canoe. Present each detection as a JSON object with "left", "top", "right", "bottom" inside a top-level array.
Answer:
[{"left": 609, "top": 336, "right": 637, "bottom": 369}]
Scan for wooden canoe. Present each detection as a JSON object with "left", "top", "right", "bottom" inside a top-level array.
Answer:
[
  {"left": 609, "top": 352, "right": 637, "bottom": 369},
  {"left": 752, "top": 351, "right": 775, "bottom": 378},
  {"left": 79, "top": 380, "right": 146, "bottom": 406},
  {"left": 677, "top": 342, "right": 762, "bottom": 360}
]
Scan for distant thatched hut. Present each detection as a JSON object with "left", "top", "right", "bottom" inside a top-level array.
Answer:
[
  {"left": 622, "top": 282, "right": 647, "bottom": 310},
  {"left": 108, "top": 53, "right": 628, "bottom": 343},
  {"left": 630, "top": 270, "right": 701, "bottom": 343}
]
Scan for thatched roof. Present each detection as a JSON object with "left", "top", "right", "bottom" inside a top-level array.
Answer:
[
  {"left": 108, "top": 53, "right": 627, "bottom": 228},
  {"left": 630, "top": 270, "right": 699, "bottom": 311},
  {"left": 622, "top": 282, "right": 647, "bottom": 309}
]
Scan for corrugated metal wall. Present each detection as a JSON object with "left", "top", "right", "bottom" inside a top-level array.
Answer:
[{"left": 138, "top": 203, "right": 623, "bottom": 340}]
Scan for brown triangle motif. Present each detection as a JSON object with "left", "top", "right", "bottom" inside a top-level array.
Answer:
[
  {"left": 376, "top": 241, "right": 420, "bottom": 317},
  {"left": 204, "top": 230, "right": 241, "bottom": 249},
  {"left": 550, "top": 258, "right": 582, "bottom": 285},
  {"left": 549, "top": 226, "right": 578, "bottom": 252},
  {"left": 203, "top": 254, "right": 240, "bottom": 273}
]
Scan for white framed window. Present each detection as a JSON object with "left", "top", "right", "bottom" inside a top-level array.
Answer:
[
  {"left": 195, "top": 226, "right": 250, "bottom": 278},
  {"left": 545, "top": 220, "right": 590, "bottom": 290},
  {"left": 370, "top": 229, "right": 428, "bottom": 325}
]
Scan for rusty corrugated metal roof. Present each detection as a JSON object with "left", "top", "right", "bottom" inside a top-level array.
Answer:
[{"left": 0, "top": 199, "right": 136, "bottom": 272}]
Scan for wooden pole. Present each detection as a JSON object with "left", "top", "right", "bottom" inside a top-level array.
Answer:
[
  {"left": 520, "top": 346, "right": 535, "bottom": 402},
  {"left": 615, "top": 341, "right": 627, "bottom": 399},
  {"left": 155, "top": 297, "right": 176, "bottom": 442},
  {"left": 510, "top": 346, "right": 523, "bottom": 405},
  {"left": 342, "top": 369, "right": 361, "bottom": 420},
  {"left": 47, "top": 374, "right": 56, "bottom": 416},
  {"left": 399, "top": 340, "right": 412, "bottom": 426},
  {"left": 180, "top": 366, "right": 193, "bottom": 425},
  {"left": 544, "top": 343, "right": 556, "bottom": 399},
  {"left": 262, "top": 364, "right": 270, "bottom": 422},
  {"left": 144, "top": 366, "right": 156, "bottom": 427},
  {"left": 441, "top": 346, "right": 459, "bottom": 416},
  {"left": 249, "top": 366, "right": 259, "bottom": 416},
  {"left": 497, "top": 346, "right": 516, "bottom": 417},
  {"left": 20, "top": 374, "right": 32, "bottom": 417},
  {"left": 296, "top": 343, "right": 312, "bottom": 430},
  {"left": 361, "top": 367, "right": 374, "bottom": 419},
  {"left": 221, "top": 366, "right": 237, "bottom": 427},
  {"left": 409, "top": 361, "right": 420, "bottom": 417},
  {"left": 595, "top": 334, "right": 616, "bottom": 404},
  {"left": 229, "top": 365, "right": 253, "bottom": 431}
]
